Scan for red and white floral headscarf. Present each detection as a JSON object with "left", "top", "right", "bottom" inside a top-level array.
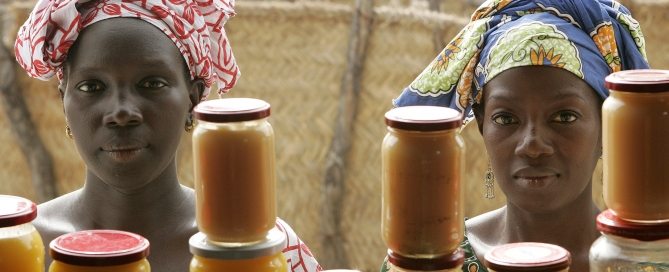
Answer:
[{"left": 14, "top": 0, "right": 240, "bottom": 98}]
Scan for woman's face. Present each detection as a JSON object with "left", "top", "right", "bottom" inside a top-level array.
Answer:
[
  {"left": 477, "top": 66, "right": 602, "bottom": 212},
  {"left": 62, "top": 18, "right": 200, "bottom": 192}
]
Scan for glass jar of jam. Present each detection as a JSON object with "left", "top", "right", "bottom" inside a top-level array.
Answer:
[
  {"left": 189, "top": 228, "right": 288, "bottom": 272},
  {"left": 48, "top": 230, "right": 150, "bottom": 272},
  {"left": 192, "top": 98, "right": 277, "bottom": 246},
  {"left": 381, "top": 106, "right": 465, "bottom": 258},
  {"left": 603, "top": 69, "right": 669, "bottom": 223},
  {"left": 386, "top": 249, "right": 464, "bottom": 272},
  {"left": 484, "top": 242, "right": 571, "bottom": 272},
  {"left": 590, "top": 209, "right": 669, "bottom": 271},
  {"left": 0, "top": 194, "right": 44, "bottom": 272}
]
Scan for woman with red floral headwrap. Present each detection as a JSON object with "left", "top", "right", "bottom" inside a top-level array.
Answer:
[{"left": 14, "top": 1, "right": 322, "bottom": 271}]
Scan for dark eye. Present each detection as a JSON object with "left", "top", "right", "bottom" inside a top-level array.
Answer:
[
  {"left": 76, "top": 81, "right": 104, "bottom": 92},
  {"left": 492, "top": 113, "right": 518, "bottom": 125},
  {"left": 139, "top": 79, "right": 167, "bottom": 89},
  {"left": 552, "top": 111, "right": 578, "bottom": 123}
]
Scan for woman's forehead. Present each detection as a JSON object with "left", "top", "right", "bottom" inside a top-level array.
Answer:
[{"left": 68, "top": 18, "right": 182, "bottom": 67}]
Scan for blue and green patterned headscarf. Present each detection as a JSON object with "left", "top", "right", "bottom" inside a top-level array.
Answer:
[{"left": 393, "top": 0, "right": 649, "bottom": 124}]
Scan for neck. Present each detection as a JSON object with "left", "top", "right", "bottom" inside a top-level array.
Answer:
[
  {"left": 501, "top": 185, "right": 600, "bottom": 268},
  {"left": 77, "top": 160, "right": 193, "bottom": 233}
]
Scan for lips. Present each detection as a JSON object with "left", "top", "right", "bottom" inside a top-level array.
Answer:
[
  {"left": 101, "top": 141, "right": 148, "bottom": 162},
  {"left": 512, "top": 167, "right": 560, "bottom": 188}
]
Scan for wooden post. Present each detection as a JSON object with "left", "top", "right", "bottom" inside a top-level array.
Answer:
[
  {"left": 0, "top": 5, "right": 57, "bottom": 202},
  {"left": 320, "top": 0, "right": 374, "bottom": 268}
]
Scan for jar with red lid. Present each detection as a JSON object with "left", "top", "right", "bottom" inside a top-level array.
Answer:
[
  {"left": 192, "top": 98, "right": 277, "bottom": 246},
  {"left": 483, "top": 242, "right": 571, "bottom": 272},
  {"left": 48, "top": 229, "right": 150, "bottom": 272},
  {"left": 381, "top": 106, "right": 465, "bottom": 258},
  {"left": 0, "top": 194, "right": 44, "bottom": 272},
  {"left": 189, "top": 228, "right": 288, "bottom": 272},
  {"left": 603, "top": 69, "right": 669, "bottom": 223},
  {"left": 589, "top": 209, "right": 669, "bottom": 271},
  {"left": 385, "top": 249, "right": 464, "bottom": 272}
]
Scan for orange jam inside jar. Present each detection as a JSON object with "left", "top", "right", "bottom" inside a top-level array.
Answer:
[
  {"left": 189, "top": 228, "right": 288, "bottom": 272},
  {"left": 387, "top": 249, "right": 464, "bottom": 272},
  {"left": 0, "top": 195, "right": 44, "bottom": 272},
  {"left": 381, "top": 106, "right": 465, "bottom": 258},
  {"left": 48, "top": 230, "right": 150, "bottom": 272},
  {"left": 484, "top": 242, "right": 571, "bottom": 272},
  {"left": 603, "top": 70, "right": 669, "bottom": 222},
  {"left": 192, "top": 98, "right": 277, "bottom": 246}
]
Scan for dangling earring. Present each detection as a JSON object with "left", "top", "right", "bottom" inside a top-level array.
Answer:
[
  {"left": 185, "top": 115, "right": 194, "bottom": 133},
  {"left": 484, "top": 163, "right": 495, "bottom": 199},
  {"left": 65, "top": 124, "right": 73, "bottom": 139}
]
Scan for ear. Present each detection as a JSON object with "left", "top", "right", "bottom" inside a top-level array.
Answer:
[
  {"left": 188, "top": 79, "right": 205, "bottom": 112},
  {"left": 472, "top": 103, "right": 484, "bottom": 135}
]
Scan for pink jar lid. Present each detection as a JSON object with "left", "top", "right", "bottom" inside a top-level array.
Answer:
[
  {"left": 385, "top": 106, "right": 462, "bottom": 131},
  {"left": 387, "top": 249, "right": 464, "bottom": 270},
  {"left": 484, "top": 242, "right": 571, "bottom": 272},
  {"left": 194, "top": 98, "right": 271, "bottom": 123},
  {"left": 605, "top": 69, "right": 669, "bottom": 93},
  {"left": 50, "top": 230, "right": 150, "bottom": 266},
  {"left": 0, "top": 194, "right": 37, "bottom": 228},
  {"left": 597, "top": 209, "right": 669, "bottom": 241}
]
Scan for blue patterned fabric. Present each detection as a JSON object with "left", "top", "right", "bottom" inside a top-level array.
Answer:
[{"left": 393, "top": 0, "right": 649, "bottom": 124}]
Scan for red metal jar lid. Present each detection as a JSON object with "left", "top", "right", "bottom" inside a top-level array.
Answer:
[
  {"left": 387, "top": 249, "right": 464, "bottom": 270},
  {"left": 50, "top": 230, "right": 150, "bottom": 266},
  {"left": 605, "top": 69, "right": 669, "bottom": 93},
  {"left": 0, "top": 194, "right": 37, "bottom": 228},
  {"left": 484, "top": 242, "right": 571, "bottom": 272},
  {"left": 385, "top": 106, "right": 462, "bottom": 131},
  {"left": 597, "top": 209, "right": 669, "bottom": 241},
  {"left": 193, "top": 98, "right": 271, "bottom": 123}
]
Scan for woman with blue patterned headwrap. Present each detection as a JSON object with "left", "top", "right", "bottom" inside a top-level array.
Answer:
[{"left": 381, "top": 0, "right": 649, "bottom": 271}]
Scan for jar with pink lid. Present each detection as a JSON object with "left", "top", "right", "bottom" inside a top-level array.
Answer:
[
  {"left": 484, "top": 242, "right": 571, "bottom": 272},
  {"left": 0, "top": 194, "right": 44, "bottom": 272}
]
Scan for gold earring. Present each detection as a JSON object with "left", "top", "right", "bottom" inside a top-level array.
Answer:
[
  {"left": 65, "top": 124, "right": 73, "bottom": 139},
  {"left": 484, "top": 163, "right": 495, "bottom": 199},
  {"left": 185, "top": 116, "right": 194, "bottom": 133}
]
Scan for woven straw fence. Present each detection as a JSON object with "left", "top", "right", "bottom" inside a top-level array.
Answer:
[{"left": 3, "top": 0, "right": 668, "bottom": 270}]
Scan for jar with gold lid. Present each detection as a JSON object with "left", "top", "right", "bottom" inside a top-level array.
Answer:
[
  {"left": 381, "top": 106, "right": 465, "bottom": 258},
  {"left": 603, "top": 69, "right": 669, "bottom": 223},
  {"left": 192, "top": 98, "right": 277, "bottom": 246},
  {"left": 48, "top": 230, "right": 150, "bottom": 272},
  {"left": 590, "top": 209, "right": 669, "bottom": 271},
  {"left": 0, "top": 194, "right": 44, "bottom": 272}
]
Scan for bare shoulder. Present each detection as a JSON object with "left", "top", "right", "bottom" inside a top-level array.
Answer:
[
  {"left": 465, "top": 207, "right": 506, "bottom": 260},
  {"left": 34, "top": 190, "right": 82, "bottom": 244}
]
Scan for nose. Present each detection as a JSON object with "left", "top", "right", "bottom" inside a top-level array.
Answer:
[
  {"left": 514, "top": 125, "right": 554, "bottom": 159},
  {"left": 102, "top": 90, "right": 143, "bottom": 128}
]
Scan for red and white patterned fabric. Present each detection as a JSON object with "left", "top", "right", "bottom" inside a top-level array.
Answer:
[
  {"left": 276, "top": 218, "right": 323, "bottom": 272},
  {"left": 14, "top": 0, "right": 240, "bottom": 98}
]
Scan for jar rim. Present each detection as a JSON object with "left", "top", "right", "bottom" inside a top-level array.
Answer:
[
  {"left": 0, "top": 195, "right": 37, "bottom": 228},
  {"left": 483, "top": 242, "right": 571, "bottom": 272},
  {"left": 50, "top": 230, "right": 150, "bottom": 266},
  {"left": 194, "top": 98, "right": 270, "bottom": 123},
  {"left": 387, "top": 249, "right": 464, "bottom": 270},
  {"left": 385, "top": 106, "right": 462, "bottom": 131},
  {"left": 597, "top": 209, "right": 669, "bottom": 241},
  {"left": 605, "top": 69, "right": 669, "bottom": 93},
  {"left": 189, "top": 228, "right": 286, "bottom": 260}
]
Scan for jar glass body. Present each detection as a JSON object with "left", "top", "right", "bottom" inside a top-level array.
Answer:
[
  {"left": 48, "top": 259, "right": 150, "bottom": 272},
  {"left": 603, "top": 90, "right": 669, "bottom": 222},
  {"left": 0, "top": 222, "right": 44, "bottom": 272},
  {"left": 192, "top": 118, "right": 277, "bottom": 245},
  {"left": 590, "top": 233, "right": 669, "bottom": 272},
  {"left": 189, "top": 251, "right": 287, "bottom": 272},
  {"left": 387, "top": 262, "right": 460, "bottom": 272},
  {"left": 381, "top": 127, "right": 465, "bottom": 258},
  {"left": 488, "top": 269, "right": 568, "bottom": 272}
]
